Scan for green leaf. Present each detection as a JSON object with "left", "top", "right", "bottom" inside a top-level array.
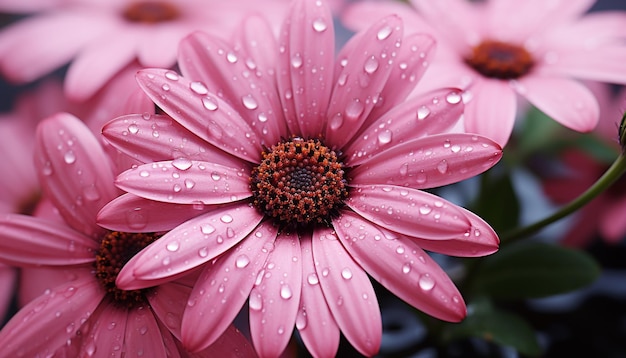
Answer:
[
  {"left": 472, "top": 171, "right": 520, "bottom": 234},
  {"left": 517, "top": 106, "right": 564, "bottom": 156},
  {"left": 444, "top": 299, "right": 542, "bottom": 357},
  {"left": 469, "top": 241, "right": 600, "bottom": 299}
]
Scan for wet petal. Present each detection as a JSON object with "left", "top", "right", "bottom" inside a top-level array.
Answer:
[
  {"left": 334, "top": 211, "right": 467, "bottom": 322},
  {"left": 135, "top": 68, "right": 262, "bottom": 163},
  {"left": 344, "top": 88, "right": 466, "bottom": 167},
  {"left": 116, "top": 203, "right": 263, "bottom": 290},
  {"left": 147, "top": 281, "right": 193, "bottom": 340},
  {"left": 297, "top": 233, "right": 340, "bottom": 358},
  {"left": 464, "top": 79, "right": 517, "bottom": 146},
  {"left": 102, "top": 114, "right": 246, "bottom": 169},
  {"left": 250, "top": 232, "right": 302, "bottom": 357},
  {"left": 516, "top": 76, "right": 599, "bottom": 133},
  {"left": 312, "top": 227, "right": 381, "bottom": 356},
  {"left": 0, "top": 214, "right": 96, "bottom": 267},
  {"left": 178, "top": 32, "right": 285, "bottom": 147},
  {"left": 77, "top": 299, "right": 128, "bottom": 357},
  {"left": 233, "top": 14, "right": 279, "bottom": 85},
  {"left": 115, "top": 160, "right": 251, "bottom": 205},
  {"left": 182, "top": 222, "right": 278, "bottom": 352},
  {"left": 347, "top": 184, "right": 471, "bottom": 239},
  {"left": 35, "top": 113, "right": 118, "bottom": 237},
  {"left": 0, "top": 276, "right": 104, "bottom": 357},
  {"left": 277, "top": 0, "right": 334, "bottom": 137},
  {"left": 411, "top": 206, "right": 500, "bottom": 257},
  {"left": 124, "top": 305, "right": 168, "bottom": 357},
  {"left": 350, "top": 133, "right": 502, "bottom": 189},
  {"left": 201, "top": 325, "right": 258, "bottom": 357},
  {"left": 325, "top": 15, "right": 403, "bottom": 145},
  {"left": 97, "top": 193, "right": 215, "bottom": 233}
]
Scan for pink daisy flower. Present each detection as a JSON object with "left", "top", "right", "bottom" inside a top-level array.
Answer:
[
  {"left": 0, "top": 113, "right": 254, "bottom": 357},
  {"left": 342, "top": 0, "right": 626, "bottom": 145},
  {"left": 99, "top": 0, "right": 502, "bottom": 356},
  {"left": 0, "top": 0, "right": 296, "bottom": 101}
]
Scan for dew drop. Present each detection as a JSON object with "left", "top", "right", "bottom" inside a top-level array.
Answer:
[
  {"left": 202, "top": 96, "right": 219, "bottom": 111},
  {"left": 166, "top": 241, "right": 180, "bottom": 252},
  {"left": 296, "top": 311, "right": 308, "bottom": 330},
  {"left": 418, "top": 274, "right": 435, "bottom": 291},
  {"left": 257, "top": 113, "right": 268, "bottom": 123},
  {"left": 128, "top": 123, "right": 139, "bottom": 134},
  {"left": 64, "top": 151, "right": 76, "bottom": 164},
  {"left": 363, "top": 56, "right": 379, "bottom": 74},
  {"left": 242, "top": 95, "right": 258, "bottom": 110},
  {"left": 416, "top": 106, "right": 430, "bottom": 120},
  {"left": 307, "top": 273, "right": 319, "bottom": 285},
  {"left": 42, "top": 162, "right": 53, "bottom": 176},
  {"left": 399, "top": 162, "right": 409, "bottom": 176},
  {"left": 312, "top": 17, "right": 327, "bottom": 32},
  {"left": 201, "top": 224, "right": 216, "bottom": 235},
  {"left": 235, "top": 254, "right": 250, "bottom": 268},
  {"left": 198, "top": 247, "right": 209, "bottom": 258},
  {"left": 165, "top": 71, "right": 179, "bottom": 81},
  {"left": 291, "top": 53, "right": 303, "bottom": 68},
  {"left": 345, "top": 99, "right": 364, "bottom": 120},
  {"left": 139, "top": 170, "right": 150, "bottom": 178},
  {"left": 341, "top": 268, "right": 353, "bottom": 280},
  {"left": 396, "top": 246, "right": 405, "bottom": 254},
  {"left": 184, "top": 179, "right": 196, "bottom": 189},
  {"left": 437, "top": 160, "right": 448, "bottom": 174},
  {"left": 190, "top": 81, "right": 209, "bottom": 95},
  {"left": 377, "top": 129, "right": 392, "bottom": 145},
  {"left": 249, "top": 292, "right": 263, "bottom": 310},
  {"left": 220, "top": 214, "right": 233, "bottom": 223},
  {"left": 446, "top": 91, "right": 462, "bottom": 104},
  {"left": 211, "top": 172, "right": 221, "bottom": 181},
  {"left": 280, "top": 284, "right": 293, "bottom": 299},
  {"left": 161, "top": 83, "right": 170, "bottom": 91},
  {"left": 419, "top": 205, "right": 432, "bottom": 215},
  {"left": 173, "top": 184, "right": 182, "bottom": 193},
  {"left": 226, "top": 52, "right": 238, "bottom": 63},
  {"left": 402, "top": 263, "right": 411, "bottom": 274},
  {"left": 172, "top": 157, "right": 193, "bottom": 171},
  {"left": 377, "top": 25, "right": 393, "bottom": 40}
]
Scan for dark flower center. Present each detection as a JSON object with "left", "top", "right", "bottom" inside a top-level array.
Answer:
[
  {"left": 123, "top": 1, "right": 180, "bottom": 23},
  {"left": 95, "top": 231, "right": 158, "bottom": 307},
  {"left": 465, "top": 40, "right": 534, "bottom": 79},
  {"left": 250, "top": 138, "right": 349, "bottom": 229}
]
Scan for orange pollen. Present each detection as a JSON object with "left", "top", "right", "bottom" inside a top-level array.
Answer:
[
  {"left": 250, "top": 138, "right": 348, "bottom": 229},
  {"left": 465, "top": 40, "right": 534, "bottom": 79},
  {"left": 95, "top": 231, "right": 158, "bottom": 308},
  {"left": 123, "top": 1, "right": 180, "bottom": 23}
]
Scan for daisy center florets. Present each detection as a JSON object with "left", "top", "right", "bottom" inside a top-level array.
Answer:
[
  {"left": 123, "top": 1, "right": 180, "bottom": 23},
  {"left": 95, "top": 231, "right": 158, "bottom": 307},
  {"left": 465, "top": 40, "right": 534, "bottom": 79},
  {"left": 250, "top": 138, "right": 348, "bottom": 229}
]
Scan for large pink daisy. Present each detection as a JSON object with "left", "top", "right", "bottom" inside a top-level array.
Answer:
[
  {"left": 99, "top": 0, "right": 502, "bottom": 356},
  {"left": 0, "top": 113, "right": 253, "bottom": 357},
  {"left": 0, "top": 0, "right": 296, "bottom": 101},
  {"left": 343, "top": 0, "right": 626, "bottom": 145}
]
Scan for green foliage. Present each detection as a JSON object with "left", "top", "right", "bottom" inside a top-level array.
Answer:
[{"left": 472, "top": 170, "right": 520, "bottom": 234}]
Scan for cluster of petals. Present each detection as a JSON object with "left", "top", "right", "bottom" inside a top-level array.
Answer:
[
  {"left": 343, "top": 0, "right": 626, "bottom": 146},
  {"left": 98, "top": 0, "right": 502, "bottom": 356},
  {"left": 0, "top": 113, "right": 254, "bottom": 356},
  {"left": 0, "top": 0, "right": 300, "bottom": 101}
]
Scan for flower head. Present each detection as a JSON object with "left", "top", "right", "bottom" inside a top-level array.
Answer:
[
  {"left": 99, "top": 0, "right": 502, "bottom": 356},
  {"left": 0, "top": 113, "right": 253, "bottom": 357},
  {"left": 343, "top": 0, "right": 626, "bottom": 145}
]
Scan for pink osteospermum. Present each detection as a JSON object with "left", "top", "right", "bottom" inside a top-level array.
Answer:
[
  {"left": 98, "top": 0, "right": 502, "bottom": 356},
  {"left": 0, "top": 114, "right": 254, "bottom": 357},
  {"left": 0, "top": 0, "right": 297, "bottom": 101},
  {"left": 343, "top": 0, "right": 626, "bottom": 146}
]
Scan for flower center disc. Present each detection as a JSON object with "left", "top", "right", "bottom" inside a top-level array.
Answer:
[
  {"left": 465, "top": 40, "right": 534, "bottom": 79},
  {"left": 95, "top": 231, "right": 158, "bottom": 307},
  {"left": 250, "top": 138, "right": 348, "bottom": 229},
  {"left": 123, "top": 1, "right": 180, "bottom": 23}
]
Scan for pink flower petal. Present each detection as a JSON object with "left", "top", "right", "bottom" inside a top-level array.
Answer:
[
  {"left": 464, "top": 79, "right": 518, "bottom": 146},
  {"left": 350, "top": 133, "right": 502, "bottom": 189},
  {"left": 64, "top": 29, "right": 139, "bottom": 101},
  {"left": 342, "top": 1, "right": 421, "bottom": 34},
  {"left": 34, "top": 113, "right": 118, "bottom": 237},
  {"left": 250, "top": 232, "right": 302, "bottom": 357},
  {"left": 115, "top": 160, "right": 251, "bottom": 205},
  {"left": 200, "top": 325, "right": 258, "bottom": 358},
  {"left": 0, "top": 214, "right": 97, "bottom": 267},
  {"left": 233, "top": 15, "right": 280, "bottom": 91},
  {"left": 346, "top": 184, "right": 471, "bottom": 239},
  {"left": 124, "top": 304, "right": 168, "bottom": 356},
  {"left": 312, "top": 227, "right": 381, "bottom": 356},
  {"left": 517, "top": 76, "right": 599, "bottom": 132},
  {"left": 334, "top": 211, "right": 466, "bottom": 322},
  {"left": 277, "top": 0, "right": 334, "bottom": 137},
  {"left": 539, "top": 47, "right": 626, "bottom": 85},
  {"left": 177, "top": 32, "right": 286, "bottom": 147},
  {"left": 102, "top": 113, "right": 246, "bottom": 169},
  {"left": 600, "top": 198, "right": 626, "bottom": 243},
  {"left": 325, "top": 15, "right": 403, "bottom": 145},
  {"left": 182, "top": 221, "right": 278, "bottom": 352},
  {"left": 411, "top": 206, "right": 500, "bottom": 257},
  {"left": 117, "top": 203, "right": 263, "bottom": 290},
  {"left": 97, "top": 193, "right": 216, "bottom": 233},
  {"left": 0, "top": 276, "right": 105, "bottom": 357},
  {"left": 366, "top": 33, "right": 437, "bottom": 123},
  {"left": 147, "top": 281, "right": 193, "bottom": 340},
  {"left": 136, "top": 25, "right": 184, "bottom": 68},
  {"left": 135, "top": 68, "right": 263, "bottom": 163},
  {"left": 77, "top": 298, "right": 129, "bottom": 356},
  {"left": 297, "top": 233, "right": 340, "bottom": 358}
]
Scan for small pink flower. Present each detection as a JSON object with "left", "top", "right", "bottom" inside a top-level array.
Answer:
[
  {"left": 99, "top": 0, "right": 502, "bottom": 356},
  {"left": 0, "top": 0, "right": 295, "bottom": 101},
  {"left": 343, "top": 0, "right": 626, "bottom": 145},
  {"left": 0, "top": 114, "right": 253, "bottom": 357}
]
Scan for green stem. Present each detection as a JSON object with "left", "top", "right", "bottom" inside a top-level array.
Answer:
[{"left": 502, "top": 153, "right": 626, "bottom": 242}]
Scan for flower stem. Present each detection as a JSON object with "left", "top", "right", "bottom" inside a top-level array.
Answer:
[{"left": 502, "top": 153, "right": 626, "bottom": 242}]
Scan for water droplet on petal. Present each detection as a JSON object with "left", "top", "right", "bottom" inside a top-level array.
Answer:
[
  {"left": 201, "top": 224, "right": 216, "bottom": 234},
  {"left": 377, "top": 25, "right": 393, "bottom": 40},
  {"left": 198, "top": 247, "right": 209, "bottom": 257},
  {"left": 437, "top": 160, "right": 448, "bottom": 174},
  {"left": 202, "top": 96, "right": 219, "bottom": 111},
  {"left": 307, "top": 273, "right": 319, "bottom": 285},
  {"left": 402, "top": 263, "right": 411, "bottom": 274},
  {"left": 291, "top": 53, "right": 303, "bottom": 68},
  {"left": 190, "top": 81, "right": 209, "bottom": 95},
  {"left": 341, "top": 268, "right": 353, "bottom": 280},
  {"left": 280, "top": 284, "right": 293, "bottom": 299},
  {"left": 64, "top": 151, "right": 76, "bottom": 164},
  {"left": 345, "top": 99, "right": 364, "bottom": 120},
  {"left": 377, "top": 129, "right": 392, "bottom": 145},
  {"left": 165, "top": 71, "right": 179, "bottom": 81},
  {"left": 446, "top": 91, "right": 462, "bottom": 104},
  {"left": 128, "top": 123, "right": 139, "bottom": 134},
  {"left": 172, "top": 157, "right": 193, "bottom": 171},
  {"left": 417, "top": 106, "right": 430, "bottom": 120},
  {"left": 249, "top": 292, "right": 263, "bottom": 310},
  {"left": 235, "top": 254, "right": 250, "bottom": 268},
  {"left": 220, "top": 214, "right": 233, "bottom": 223},
  {"left": 418, "top": 274, "right": 435, "bottom": 291},
  {"left": 242, "top": 95, "right": 258, "bottom": 110},
  {"left": 211, "top": 172, "right": 221, "bottom": 181},
  {"left": 364, "top": 56, "right": 379, "bottom": 74},
  {"left": 166, "top": 241, "right": 179, "bottom": 252},
  {"left": 312, "top": 17, "right": 327, "bottom": 32}
]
